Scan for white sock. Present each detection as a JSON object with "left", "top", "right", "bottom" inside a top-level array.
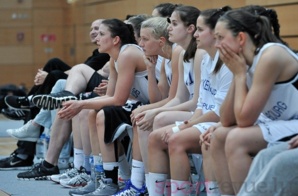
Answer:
[
  {"left": 171, "top": 179, "right": 191, "bottom": 196},
  {"left": 83, "top": 154, "right": 91, "bottom": 173},
  {"left": 73, "top": 148, "right": 84, "bottom": 169},
  {"left": 118, "top": 154, "right": 131, "bottom": 180},
  {"left": 205, "top": 181, "right": 220, "bottom": 196},
  {"left": 148, "top": 172, "right": 167, "bottom": 196},
  {"left": 164, "top": 179, "right": 171, "bottom": 196},
  {"left": 145, "top": 173, "right": 150, "bottom": 190},
  {"left": 103, "top": 162, "right": 118, "bottom": 171},
  {"left": 130, "top": 159, "right": 145, "bottom": 189},
  {"left": 221, "top": 195, "right": 235, "bottom": 196}
]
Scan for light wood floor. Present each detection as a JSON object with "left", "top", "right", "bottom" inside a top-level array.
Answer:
[
  {"left": 0, "top": 137, "right": 17, "bottom": 156},
  {"left": 0, "top": 114, "right": 20, "bottom": 156}
]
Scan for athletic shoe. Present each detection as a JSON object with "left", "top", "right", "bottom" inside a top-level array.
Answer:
[
  {"left": 78, "top": 92, "right": 98, "bottom": 100},
  {"left": 69, "top": 180, "right": 96, "bottom": 196},
  {"left": 0, "top": 152, "right": 33, "bottom": 170},
  {"left": 32, "top": 90, "right": 77, "bottom": 110},
  {"left": 50, "top": 166, "right": 81, "bottom": 183},
  {"left": 5, "top": 95, "right": 31, "bottom": 111},
  {"left": 1, "top": 108, "right": 29, "bottom": 121},
  {"left": 85, "top": 178, "right": 119, "bottom": 196},
  {"left": 60, "top": 172, "right": 91, "bottom": 188},
  {"left": 113, "top": 180, "right": 147, "bottom": 196},
  {"left": 6, "top": 120, "right": 40, "bottom": 142},
  {"left": 17, "top": 161, "right": 59, "bottom": 180}
]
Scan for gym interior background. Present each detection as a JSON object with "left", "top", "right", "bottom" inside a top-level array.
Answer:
[{"left": 0, "top": 0, "right": 297, "bottom": 88}]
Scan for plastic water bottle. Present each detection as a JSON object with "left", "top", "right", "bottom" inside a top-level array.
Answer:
[
  {"left": 94, "top": 154, "right": 104, "bottom": 188},
  {"left": 89, "top": 156, "right": 95, "bottom": 180},
  {"left": 35, "top": 133, "right": 45, "bottom": 161},
  {"left": 43, "top": 129, "right": 50, "bottom": 158}
]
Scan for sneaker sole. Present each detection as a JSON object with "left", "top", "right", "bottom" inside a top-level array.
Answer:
[
  {"left": 60, "top": 183, "right": 87, "bottom": 189},
  {"left": 0, "top": 166, "right": 32, "bottom": 171},
  {"left": 33, "top": 95, "right": 77, "bottom": 110},
  {"left": 17, "top": 176, "right": 51, "bottom": 180},
  {"left": 8, "top": 134, "right": 39, "bottom": 142}
]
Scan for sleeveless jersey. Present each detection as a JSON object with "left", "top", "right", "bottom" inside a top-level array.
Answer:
[
  {"left": 247, "top": 43, "right": 298, "bottom": 121},
  {"left": 114, "top": 44, "right": 150, "bottom": 104},
  {"left": 183, "top": 58, "right": 195, "bottom": 100}
]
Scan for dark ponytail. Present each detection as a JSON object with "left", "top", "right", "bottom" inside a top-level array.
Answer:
[
  {"left": 102, "top": 18, "right": 137, "bottom": 46},
  {"left": 219, "top": 10, "right": 281, "bottom": 54}
]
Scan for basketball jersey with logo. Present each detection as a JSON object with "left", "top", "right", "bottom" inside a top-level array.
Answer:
[
  {"left": 197, "top": 51, "right": 233, "bottom": 115},
  {"left": 114, "top": 44, "right": 150, "bottom": 104},
  {"left": 183, "top": 58, "right": 195, "bottom": 100},
  {"left": 247, "top": 43, "right": 298, "bottom": 121}
]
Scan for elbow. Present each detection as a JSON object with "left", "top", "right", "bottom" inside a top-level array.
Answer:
[
  {"left": 236, "top": 116, "right": 255, "bottom": 127},
  {"left": 221, "top": 118, "right": 236, "bottom": 127}
]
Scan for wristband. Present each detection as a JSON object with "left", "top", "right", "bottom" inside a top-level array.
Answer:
[{"left": 172, "top": 126, "right": 180, "bottom": 133}]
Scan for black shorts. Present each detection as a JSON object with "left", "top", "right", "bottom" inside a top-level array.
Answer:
[
  {"left": 85, "top": 72, "right": 107, "bottom": 92},
  {"left": 101, "top": 100, "right": 142, "bottom": 143}
]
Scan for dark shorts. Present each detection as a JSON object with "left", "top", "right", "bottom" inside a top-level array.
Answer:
[
  {"left": 101, "top": 100, "right": 142, "bottom": 143},
  {"left": 85, "top": 72, "right": 107, "bottom": 92}
]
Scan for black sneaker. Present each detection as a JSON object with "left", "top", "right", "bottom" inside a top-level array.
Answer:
[
  {"left": 1, "top": 108, "right": 29, "bottom": 121},
  {"left": 78, "top": 91, "right": 99, "bottom": 100},
  {"left": 32, "top": 90, "right": 77, "bottom": 110},
  {"left": 0, "top": 152, "right": 33, "bottom": 170},
  {"left": 17, "top": 161, "right": 59, "bottom": 180},
  {"left": 4, "top": 95, "right": 31, "bottom": 111}
]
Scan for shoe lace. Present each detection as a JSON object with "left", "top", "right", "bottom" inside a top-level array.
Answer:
[
  {"left": 15, "top": 120, "right": 32, "bottom": 133},
  {"left": 64, "top": 167, "right": 79, "bottom": 177}
]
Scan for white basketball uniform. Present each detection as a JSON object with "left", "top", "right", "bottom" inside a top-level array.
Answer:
[
  {"left": 115, "top": 44, "right": 150, "bottom": 104},
  {"left": 192, "top": 51, "right": 233, "bottom": 133},
  {"left": 246, "top": 43, "right": 298, "bottom": 143}
]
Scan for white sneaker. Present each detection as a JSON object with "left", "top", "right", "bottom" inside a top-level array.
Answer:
[
  {"left": 60, "top": 172, "right": 91, "bottom": 188},
  {"left": 50, "top": 167, "right": 80, "bottom": 183},
  {"left": 6, "top": 120, "right": 40, "bottom": 142},
  {"left": 85, "top": 178, "right": 119, "bottom": 196}
]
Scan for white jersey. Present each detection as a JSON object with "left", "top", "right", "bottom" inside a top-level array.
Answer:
[
  {"left": 183, "top": 58, "right": 195, "bottom": 100},
  {"left": 155, "top": 55, "right": 163, "bottom": 81},
  {"left": 247, "top": 43, "right": 298, "bottom": 121},
  {"left": 246, "top": 43, "right": 298, "bottom": 143},
  {"left": 165, "top": 58, "right": 172, "bottom": 85},
  {"left": 193, "top": 51, "right": 233, "bottom": 133},
  {"left": 197, "top": 51, "right": 233, "bottom": 116},
  {"left": 114, "top": 44, "right": 150, "bottom": 104}
]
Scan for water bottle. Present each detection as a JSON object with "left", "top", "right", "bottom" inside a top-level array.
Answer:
[
  {"left": 35, "top": 133, "right": 45, "bottom": 161},
  {"left": 43, "top": 129, "right": 50, "bottom": 158},
  {"left": 58, "top": 134, "right": 72, "bottom": 169},
  {"left": 94, "top": 154, "right": 104, "bottom": 188},
  {"left": 89, "top": 156, "right": 95, "bottom": 180}
]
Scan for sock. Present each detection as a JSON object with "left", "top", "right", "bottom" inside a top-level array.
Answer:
[
  {"left": 43, "top": 160, "right": 55, "bottom": 168},
  {"left": 164, "top": 179, "right": 171, "bottom": 196},
  {"left": 103, "top": 162, "right": 118, "bottom": 184},
  {"left": 205, "top": 181, "right": 220, "bottom": 196},
  {"left": 145, "top": 173, "right": 150, "bottom": 190},
  {"left": 83, "top": 154, "right": 91, "bottom": 174},
  {"left": 148, "top": 172, "right": 167, "bottom": 196},
  {"left": 73, "top": 148, "right": 84, "bottom": 169},
  {"left": 171, "top": 179, "right": 191, "bottom": 196},
  {"left": 130, "top": 159, "right": 145, "bottom": 189},
  {"left": 118, "top": 154, "right": 131, "bottom": 180},
  {"left": 221, "top": 195, "right": 235, "bottom": 196},
  {"left": 16, "top": 154, "right": 28, "bottom": 160}
]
